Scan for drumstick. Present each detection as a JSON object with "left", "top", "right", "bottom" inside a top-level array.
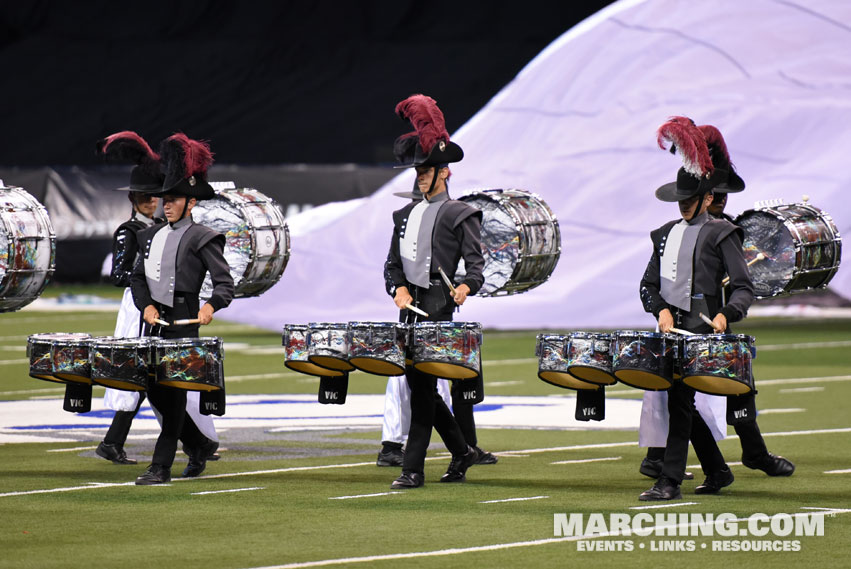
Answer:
[
  {"left": 721, "top": 252, "right": 765, "bottom": 286},
  {"left": 437, "top": 265, "right": 457, "bottom": 296},
  {"left": 173, "top": 318, "right": 202, "bottom": 325},
  {"left": 698, "top": 312, "right": 723, "bottom": 333},
  {"left": 153, "top": 318, "right": 170, "bottom": 327},
  {"left": 669, "top": 327, "right": 695, "bottom": 336},
  {"left": 404, "top": 303, "right": 429, "bottom": 318}
]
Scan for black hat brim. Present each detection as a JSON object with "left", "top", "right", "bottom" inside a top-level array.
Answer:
[
  {"left": 393, "top": 140, "right": 464, "bottom": 169},
  {"left": 154, "top": 176, "right": 216, "bottom": 200}
]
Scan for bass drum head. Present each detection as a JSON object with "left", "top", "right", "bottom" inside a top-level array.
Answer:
[
  {"left": 193, "top": 187, "right": 290, "bottom": 299},
  {"left": 0, "top": 187, "right": 56, "bottom": 312},
  {"left": 456, "top": 189, "right": 561, "bottom": 296}
]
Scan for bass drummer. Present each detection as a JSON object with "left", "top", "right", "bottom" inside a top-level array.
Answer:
[
  {"left": 637, "top": 117, "right": 753, "bottom": 501},
  {"left": 383, "top": 94, "right": 485, "bottom": 489},
  {"left": 130, "top": 133, "right": 234, "bottom": 485}
]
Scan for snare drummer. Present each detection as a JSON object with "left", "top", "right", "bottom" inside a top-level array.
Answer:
[
  {"left": 637, "top": 117, "right": 754, "bottom": 501},
  {"left": 130, "top": 134, "right": 234, "bottom": 485},
  {"left": 383, "top": 94, "right": 486, "bottom": 489}
]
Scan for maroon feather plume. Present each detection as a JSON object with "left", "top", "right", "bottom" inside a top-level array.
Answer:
[
  {"left": 697, "top": 124, "right": 730, "bottom": 165},
  {"left": 97, "top": 130, "right": 160, "bottom": 165},
  {"left": 656, "top": 116, "right": 713, "bottom": 178},
  {"left": 394, "top": 94, "right": 450, "bottom": 155},
  {"left": 162, "top": 133, "right": 214, "bottom": 180}
]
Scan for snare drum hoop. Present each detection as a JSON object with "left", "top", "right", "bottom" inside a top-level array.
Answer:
[
  {"left": 89, "top": 337, "right": 154, "bottom": 391},
  {"left": 346, "top": 322, "right": 407, "bottom": 376},
  {"left": 307, "top": 322, "right": 355, "bottom": 371},
  {"left": 611, "top": 330, "right": 674, "bottom": 391},
  {"left": 0, "top": 186, "right": 57, "bottom": 312},
  {"left": 680, "top": 334, "right": 754, "bottom": 395},
  {"left": 155, "top": 337, "right": 224, "bottom": 391},
  {"left": 458, "top": 189, "right": 562, "bottom": 296},
  {"left": 736, "top": 203, "right": 842, "bottom": 298}
]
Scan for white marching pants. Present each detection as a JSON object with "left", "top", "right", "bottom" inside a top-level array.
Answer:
[
  {"left": 381, "top": 374, "right": 451, "bottom": 445},
  {"left": 638, "top": 390, "right": 727, "bottom": 448}
]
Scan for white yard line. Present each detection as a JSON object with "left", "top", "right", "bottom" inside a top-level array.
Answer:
[
  {"left": 551, "top": 456, "right": 621, "bottom": 465},
  {"left": 191, "top": 487, "right": 265, "bottom": 496},
  {"left": 480, "top": 495, "right": 549, "bottom": 504},
  {"left": 329, "top": 492, "right": 403, "bottom": 500},
  {"left": 629, "top": 502, "right": 699, "bottom": 510}
]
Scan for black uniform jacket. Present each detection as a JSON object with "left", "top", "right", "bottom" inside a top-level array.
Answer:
[
  {"left": 384, "top": 198, "right": 485, "bottom": 297},
  {"left": 130, "top": 221, "right": 234, "bottom": 313},
  {"left": 639, "top": 217, "right": 754, "bottom": 324}
]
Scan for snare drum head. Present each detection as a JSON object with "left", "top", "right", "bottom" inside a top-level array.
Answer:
[
  {"left": 0, "top": 187, "right": 56, "bottom": 312},
  {"left": 456, "top": 189, "right": 561, "bottom": 296},
  {"left": 736, "top": 203, "right": 841, "bottom": 298},
  {"left": 193, "top": 188, "right": 290, "bottom": 299}
]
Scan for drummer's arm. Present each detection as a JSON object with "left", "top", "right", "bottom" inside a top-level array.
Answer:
[
  {"left": 639, "top": 247, "right": 667, "bottom": 320},
  {"left": 385, "top": 226, "right": 411, "bottom": 309},
  {"left": 130, "top": 244, "right": 154, "bottom": 315},
  {"left": 718, "top": 232, "right": 754, "bottom": 324}
]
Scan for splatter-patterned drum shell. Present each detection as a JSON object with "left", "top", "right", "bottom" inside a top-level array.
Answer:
[
  {"left": 27, "top": 333, "right": 90, "bottom": 383},
  {"left": 681, "top": 334, "right": 754, "bottom": 396},
  {"left": 735, "top": 202, "right": 841, "bottom": 299},
  {"left": 0, "top": 186, "right": 56, "bottom": 312},
  {"left": 611, "top": 330, "right": 677, "bottom": 391},
  {"left": 411, "top": 321, "right": 482, "bottom": 380},
  {"left": 282, "top": 324, "right": 344, "bottom": 377},
  {"left": 51, "top": 336, "right": 93, "bottom": 384},
  {"left": 90, "top": 337, "right": 156, "bottom": 392},
  {"left": 347, "top": 322, "right": 408, "bottom": 376},
  {"left": 535, "top": 333, "right": 602, "bottom": 391},
  {"left": 307, "top": 322, "right": 355, "bottom": 372},
  {"left": 565, "top": 332, "right": 617, "bottom": 386},
  {"left": 154, "top": 337, "right": 224, "bottom": 391}
]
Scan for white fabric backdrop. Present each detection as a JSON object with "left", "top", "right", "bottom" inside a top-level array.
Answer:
[{"left": 218, "top": 0, "right": 851, "bottom": 331}]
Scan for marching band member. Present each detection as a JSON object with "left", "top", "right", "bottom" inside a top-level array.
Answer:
[
  {"left": 130, "top": 133, "right": 234, "bottom": 485},
  {"left": 383, "top": 94, "right": 485, "bottom": 488},
  {"left": 638, "top": 117, "right": 753, "bottom": 501}
]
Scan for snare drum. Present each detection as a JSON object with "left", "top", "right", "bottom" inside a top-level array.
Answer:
[
  {"left": 411, "top": 322, "right": 482, "bottom": 379},
  {"left": 535, "top": 334, "right": 601, "bottom": 390},
  {"left": 565, "top": 332, "right": 616, "bottom": 385},
  {"left": 611, "top": 330, "right": 676, "bottom": 391},
  {"left": 90, "top": 337, "right": 155, "bottom": 392},
  {"left": 347, "top": 321, "right": 408, "bottom": 376},
  {"left": 52, "top": 335, "right": 93, "bottom": 384},
  {"left": 307, "top": 323, "right": 355, "bottom": 372},
  {"left": 193, "top": 187, "right": 290, "bottom": 299},
  {"left": 155, "top": 337, "right": 224, "bottom": 391},
  {"left": 27, "top": 333, "right": 90, "bottom": 383},
  {"left": 0, "top": 186, "right": 56, "bottom": 312},
  {"left": 282, "top": 324, "right": 345, "bottom": 377},
  {"left": 456, "top": 189, "right": 561, "bottom": 296},
  {"left": 681, "top": 334, "right": 754, "bottom": 395},
  {"left": 735, "top": 201, "right": 841, "bottom": 298}
]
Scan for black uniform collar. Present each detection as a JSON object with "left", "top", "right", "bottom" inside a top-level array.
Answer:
[
  {"left": 423, "top": 190, "right": 449, "bottom": 204},
  {"left": 169, "top": 215, "right": 193, "bottom": 230}
]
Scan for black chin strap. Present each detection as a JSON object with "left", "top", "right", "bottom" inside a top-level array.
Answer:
[
  {"left": 423, "top": 166, "right": 440, "bottom": 199},
  {"left": 170, "top": 199, "right": 191, "bottom": 227},
  {"left": 687, "top": 191, "right": 709, "bottom": 222}
]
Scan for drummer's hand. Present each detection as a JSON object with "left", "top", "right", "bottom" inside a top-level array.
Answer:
[
  {"left": 453, "top": 283, "right": 471, "bottom": 305},
  {"left": 712, "top": 313, "right": 727, "bottom": 334},
  {"left": 198, "top": 303, "right": 215, "bottom": 325},
  {"left": 143, "top": 305, "right": 159, "bottom": 326},
  {"left": 658, "top": 308, "right": 674, "bottom": 333},
  {"left": 394, "top": 286, "right": 413, "bottom": 310}
]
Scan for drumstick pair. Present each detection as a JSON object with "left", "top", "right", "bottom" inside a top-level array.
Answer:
[{"left": 153, "top": 318, "right": 202, "bottom": 327}]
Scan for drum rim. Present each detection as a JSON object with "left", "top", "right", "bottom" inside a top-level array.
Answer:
[{"left": 348, "top": 355, "right": 406, "bottom": 376}]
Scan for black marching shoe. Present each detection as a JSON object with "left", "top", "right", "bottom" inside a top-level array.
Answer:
[
  {"left": 639, "top": 458, "right": 693, "bottom": 480},
  {"left": 135, "top": 464, "right": 171, "bottom": 485},
  {"left": 391, "top": 471, "right": 424, "bottom": 489},
  {"left": 472, "top": 446, "right": 498, "bottom": 465},
  {"left": 742, "top": 453, "right": 795, "bottom": 477},
  {"left": 376, "top": 442, "right": 405, "bottom": 467},
  {"left": 439, "top": 445, "right": 476, "bottom": 483},
  {"left": 639, "top": 477, "right": 682, "bottom": 501},
  {"left": 695, "top": 466, "right": 734, "bottom": 494},
  {"left": 96, "top": 442, "right": 137, "bottom": 465}
]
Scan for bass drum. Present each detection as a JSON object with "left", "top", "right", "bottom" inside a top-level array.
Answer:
[
  {"left": 735, "top": 200, "right": 841, "bottom": 298},
  {"left": 193, "top": 186, "right": 290, "bottom": 299},
  {"left": 455, "top": 189, "right": 561, "bottom": 296},
  {"left": 0, "top": 186, "right": 55, "bottom": 312}
]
